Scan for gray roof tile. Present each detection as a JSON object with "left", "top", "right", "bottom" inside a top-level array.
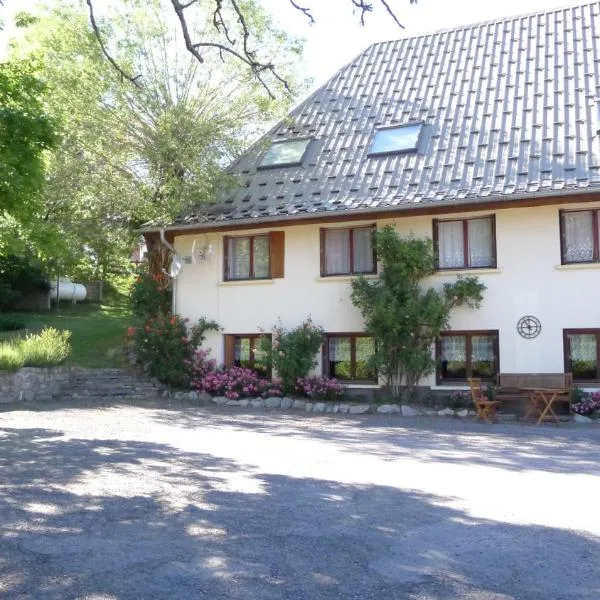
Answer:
[{"left": 176, "top": 2, "right": 600, "bottom": 227}]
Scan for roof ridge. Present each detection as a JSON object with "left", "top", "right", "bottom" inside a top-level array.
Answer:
[{"left": 370, "top": 0, "right": 600, "bottom": 47}]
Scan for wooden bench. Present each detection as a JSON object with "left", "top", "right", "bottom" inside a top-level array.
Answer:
[{"left": 495, "top": 373, "right": 573, "bottom": 415}]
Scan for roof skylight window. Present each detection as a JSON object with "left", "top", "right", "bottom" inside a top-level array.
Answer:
[
  {"left": 258, "top": 138, "right": 311, "bottom": 168},
  {"left": 369, "top": 123, "right": 422, "bottom": 156}
]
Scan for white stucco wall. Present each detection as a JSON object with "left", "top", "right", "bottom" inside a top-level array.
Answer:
[{"left": 173, "top": 200, "right": 600, "bottom": 387}]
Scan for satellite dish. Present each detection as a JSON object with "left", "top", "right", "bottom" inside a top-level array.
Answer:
[{"left": 169, "top": 255, "right": 183, "bottom": 278}]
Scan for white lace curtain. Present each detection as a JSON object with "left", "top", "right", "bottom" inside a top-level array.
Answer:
[
  {"left": 471, "top": 335, "right": 494, "bottom": 361},
  {"left": 228, "top": 238, "right": 250, "bottom": 279},
  {"left": 564, "top": 211, "right": 594, "bottom": 262},
  {"left": 438, "top": 221, "right": 464, "bottom": 269},
  {"left": 353, "top": 228, "right": 374, "bottom": 272},
  {"left": 329, "top": 337, "right": 351, "bottom": 361},
  {"left": 570, "top": 334, "right": 597, "bottom": 361},
  {"left": 325, "top": 230, "right": 350, "bottom": 274},
  {"left": 438, "top": 219, "right": 493, "bottom": 268},
  {"left": 441, "top": 336, "right": 466, "bottom": 361}
]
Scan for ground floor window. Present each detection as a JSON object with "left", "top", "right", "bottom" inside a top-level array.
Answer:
[
  {"left": 324, "top": 334, "right": 376, "bottom": 382},
  {"left": 437, "top": 330, "right": 499, "bottom": 383},
  {"left": 564, "top": 329, "right": 600, "bottom": 382},
  {"left": 224, "top": 334, "right": 270, "bottom": 377}
]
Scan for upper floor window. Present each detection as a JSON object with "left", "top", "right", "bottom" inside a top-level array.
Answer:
[
  {"left": 368, "top": 123, "right": 422, "bottom": 156},
  {"left": 560, "top": 210, "right": 600, "bottom": 264},
  {"left": 224, "top": 232, "right": 285, "bottom": 281},
  {"left": 434, "top": 216, "right": 496, "bottom": 270},
  {"left": 258, "top": 138, "right": 311, "bottom": 168},
  {"left": 320, "top": 225, "right": 376, "bottom": 277},
  {"left": 564, "top": 329, "right": 600, "bottom": 382},
  {"left": 437, "top": 330, "right": 499, "bottom": 383},
  {"left": 324, "top": 334, "right": 377, "bottom": 382}
]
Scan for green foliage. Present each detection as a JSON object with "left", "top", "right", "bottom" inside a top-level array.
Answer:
[
  {"left": 129, "top": 314, "right": 219, "bottom": 387},
  {"left": 0, "top": 317, "right": 26, "bottom": 332},
  {"left": 0, "top": 327, "right": 71, "bottom": 370},
  {"left": 351, "top": 226, "right": 486, "bottom": 399},
  {"left": 0, "top": 254, "right": 50, "bottom": 311},
  {"left": 0, "top": 58, "right": 57, "bottom": 250},
  {"left": 6, "top": 2, "right": 303, "bottom": 276},
  {"left": 258, "top": 318, "right": 325, "bottom": 394},
  {"left": 130, "top": 270, "right": 172, "bottom": 318}
]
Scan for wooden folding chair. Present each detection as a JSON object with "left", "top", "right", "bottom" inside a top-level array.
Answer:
[{"left": 468, "top": 378, "right": 501, "bottom": 424}]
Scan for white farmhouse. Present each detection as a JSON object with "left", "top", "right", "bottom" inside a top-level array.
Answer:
[{"left": 143, "top": 2, "right": 600, "bottom": 392}]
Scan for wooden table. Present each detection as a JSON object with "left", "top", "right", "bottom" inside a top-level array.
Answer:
[{"left": 521, "top": 388, "right": 571, "bottom": 425}]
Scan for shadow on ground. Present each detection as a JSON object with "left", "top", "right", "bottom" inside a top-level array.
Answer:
[
  {"left": 142, "top": 403, "right": 600, "bottom": 476},
  {"left": 1, "top": 425, "right": 599, "bottom": 599}
]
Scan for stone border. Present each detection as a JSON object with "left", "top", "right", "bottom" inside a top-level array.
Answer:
[
  {"left": 164, "top": 391, "right": 597, "bottom": 423},
  {"left": 169, "top": 391, "right": 478, "bottom": 418}
]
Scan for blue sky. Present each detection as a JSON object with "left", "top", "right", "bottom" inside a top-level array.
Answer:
[{"left": 1, "top": 0, "right": 588, "bottom": 88}]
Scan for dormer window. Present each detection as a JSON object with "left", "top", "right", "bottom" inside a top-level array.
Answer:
[
  {"left": 368, "top": 123, "right": 422, "bottom": 156},
  {"left": 258, "top": 138, "right": 311, "bottom": 169}
]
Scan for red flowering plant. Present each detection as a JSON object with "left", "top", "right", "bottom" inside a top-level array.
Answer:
[
  {"left": 195, "top": 366, "right": 283, "bottom": 400},
  {"left": 130, "top": 268, "right": 172, "bottom": 318},
  {"left": 130, "top": 313, "right": 219, "bottom": 387}
]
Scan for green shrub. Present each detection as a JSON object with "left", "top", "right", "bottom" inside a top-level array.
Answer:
[
  {"left": 0, "top": 317, "right": 26, "bottom": 332},
  {"left": 130, "top": 270, "right": 172, "bottom": 318},
  {"left": 128, "top": 314, "right": 219, "bottom": 387},
  {"left": 258, "top": 318, "right": 325, "bottom": 394},
  {"left": 0, "top": 328, "right": 71, "bottom": 369},
  {"left": 0, "top": 343, "right": 25, "bottom": 370},
  {"left": 0, "top": 255, "right": 50, "bottom": 311},
  {"left": 19, "top": 328, "right": 71, "bottom": 366}
]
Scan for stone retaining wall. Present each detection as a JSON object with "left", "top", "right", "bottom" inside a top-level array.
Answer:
[
  {"left": 0, "top": 367, "right": 76, "bottom": 403},
  {"left": 0, "top": 367, "right": 160, "bottom": 404}
]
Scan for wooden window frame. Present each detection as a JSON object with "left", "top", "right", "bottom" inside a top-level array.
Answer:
[
  {"left": 224, "top": 333, "right": 272, "bottom": 376},
  {"left": 559, "top": 209, "right": 600, "bottom": 265},
  {"left": 563, "top": 328, "right": 600, "bottom": 383},
  {"left": 436, "top": 330, "right": 500, "bottom": 385},
  {"left": 323, "top": 333, "right": 377, "bottom": 383},
  {"left": 224, "top": 234, "right": 271, "bottom": 281},
  {"left": 320, "top": 225, "right": 377, "bottom": 277},
  {"left": 433, "top": 215, "right": 497, "bottom": 271}
]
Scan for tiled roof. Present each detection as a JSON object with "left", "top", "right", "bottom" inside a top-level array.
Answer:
[{"left": 176, "top": 2, "right": 600, "bottom": 227}]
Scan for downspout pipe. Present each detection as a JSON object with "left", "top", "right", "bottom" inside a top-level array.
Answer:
[{"left": 159, "top": 228, "right": 177, "bottom": 254}]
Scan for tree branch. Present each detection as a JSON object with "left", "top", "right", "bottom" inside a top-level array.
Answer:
[
  {"left": 86, "top": 0, "right": 142, "bottom": 87},
  {"left": 86, "top": 0, "right": 411, "bottom": 97}
]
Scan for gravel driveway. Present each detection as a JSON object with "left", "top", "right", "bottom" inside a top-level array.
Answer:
[{"left": 1, "top": 401, "right": 599, "bottom": 599}]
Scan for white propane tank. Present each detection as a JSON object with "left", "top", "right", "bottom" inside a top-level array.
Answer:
[{"left": 50, "top": 278, "right": 87, "bottom": 302}]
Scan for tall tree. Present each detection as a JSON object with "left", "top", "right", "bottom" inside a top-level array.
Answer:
[
  {"left": 9, "top": 1, "right": 303, "bottom": 277},
  {"left": 0, "top": 59, "right": 56, "bottom": 253}
]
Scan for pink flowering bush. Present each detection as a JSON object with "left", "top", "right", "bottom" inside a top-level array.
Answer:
[
  {"left": 296, "top": 376, "right": 345, "bottom": 401},
  {"left": 196, "top": 366, "right": 283, "bottom": 400},
  {"left": 572, "top": 392, "right": 600, "bottom": 417}
]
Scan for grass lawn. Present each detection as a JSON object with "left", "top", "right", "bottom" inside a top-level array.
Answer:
[{"left": 0, "top": 301, "right": 131, "bottom": 368}]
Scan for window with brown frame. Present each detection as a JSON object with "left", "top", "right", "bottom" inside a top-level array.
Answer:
[
  {"left": 320, "top": 226, "right": 377, "bottom": 276},
  {"left": 224, "top": 232, "right": 285, "bottom": 281},
  {"left": 436, "top": 330, "right": 499, "bottom": 383},
  {"left": 560, "top": 210, "right": 600, "bottom": 264},
  {"left": 224, "top": 334, "right": 271, "bottom": 377},
  {"left": 433, "top": 216, "right": 496, "bottom": 270},
  {"left": 564, "top": 329, "right": 600, "bottom": 382},
  {"left": 323, "top": 334, "right": 377, "bottom": 382}
]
